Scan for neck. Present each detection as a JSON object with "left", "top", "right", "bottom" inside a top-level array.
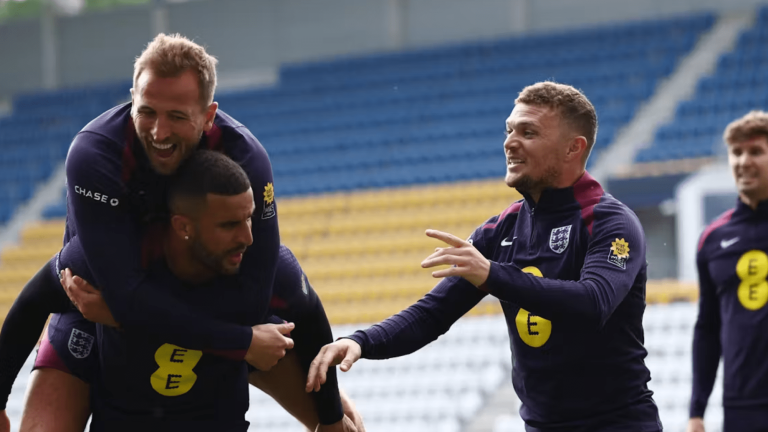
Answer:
[
  {"left": 528, "top": 168, "right": 586, "bottom": 203},
  {"left": 739, "top": 192, "right": 767, "bottom": 211},
  {"left": 164, "top": 235, "right": 216, "bottom": 284}
]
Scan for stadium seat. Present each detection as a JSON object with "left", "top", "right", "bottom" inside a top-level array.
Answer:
[{"left": 636, "top": 7, "right": 768, "bottom": 165}]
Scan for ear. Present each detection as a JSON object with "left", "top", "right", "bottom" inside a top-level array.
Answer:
[
  {"left": 203, "top": 102, "right": 218, "bottom": 132},
  {"left": 565, "top": 135, "right": 588, "bottom": 163},
  {"left": 171, "top": 214, "right": 194, "bottom": 240}
]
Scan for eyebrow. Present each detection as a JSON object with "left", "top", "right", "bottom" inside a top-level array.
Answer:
[
  {"left": 168, "top": 110, "right": 189, "bottom": 117},
  {"left": 506, "top": 120, "right": 538, "bottom": 129}
]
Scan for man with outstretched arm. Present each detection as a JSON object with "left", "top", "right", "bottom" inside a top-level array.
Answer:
[{"left": 307, "top": 82, "right": 662, "bottom": 432}]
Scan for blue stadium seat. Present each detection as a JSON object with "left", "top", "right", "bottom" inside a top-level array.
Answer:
[
  {"left": 3, "top": 14, "right": 713, "bottom": 224},
  {"left": 636, "top": 8, "right": 768, "bottom": 163}
]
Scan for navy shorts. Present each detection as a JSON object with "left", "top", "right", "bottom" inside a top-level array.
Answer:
[
  {"left": 724, "top": 406, "right": 768, "bottom": 432},
  {"left": 34, "top": 310, "right": 98, "bottom": 383}
]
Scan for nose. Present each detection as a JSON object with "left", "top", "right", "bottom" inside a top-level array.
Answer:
[
  {"left": 152, "top": 116, "right": 171, "bottom": 143},
  {"left": 238, "top": 222, "right": 254, "bottom": 247},
  {"left": 504, "top": 133, "right": 518, "bottom": 153}
]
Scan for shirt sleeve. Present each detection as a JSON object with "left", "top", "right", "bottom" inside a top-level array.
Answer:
[
  {"left": 484, "top": 204, "right": 645, "bottom": 329},
  {"left": 267, "top": 246, "right": 343, "bottom": 425},
  {"left": 689, "top": 247, "right": 721, "bottom": 418},
  {"left": 65, "top": 132, "right": 252, "bottom": 354},
  {"left": 226, "top": 127, "right": 281, "bottom": 330},
  {"left": 346, "top": 225, "right": 491, "bottom": 359}
]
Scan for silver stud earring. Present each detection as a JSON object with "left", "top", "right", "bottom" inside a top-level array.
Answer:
[{"left": 184, "top": 236, "right": 189, "bottom": 240}]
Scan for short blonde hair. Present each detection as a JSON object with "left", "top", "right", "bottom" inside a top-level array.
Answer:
[
  {"left": 724, "top": 110, "right": 768, "bottom": 145},
  {"left": 516, "top": 81, "right": 598, "bottom": 157},
  {"left": 133, "top": 33, "right": 218, "bottom": 108}
]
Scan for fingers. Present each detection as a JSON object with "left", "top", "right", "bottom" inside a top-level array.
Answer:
[
  {"left": 421, "top": 254, "right": 466, "bottom": 269},
  {"left": 307, "top": 345, "right": 340, "bottom": 392},
  {"left": 430, "top": 267, "right": 462, "bottom": 278},
  {"left": 339, "top": 351, "right": 357, "bottom": 372},
  {"left": 425, "top": 229, "right": 465, "bottom": 248},
  {"left": 284, "top": 336, "right": 295, "bottom": 350},
  {"left": 306, "top": 346, "right": 326, "bottom": 392},
  {"left": 277, "top": 322, "right": 295, "bottom": 333}
]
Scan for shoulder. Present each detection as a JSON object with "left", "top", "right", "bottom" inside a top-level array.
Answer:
[
  {"left": 214, "top": 109, "right": 268, "bottom": 161},
  {"left": 66, "top": 105, "right": 131, "bottom": 182},
  {"left": 479, "top": 200, "right": 524, "bottom": 232},
  {"left": 698, "top": 208, "right": 735, "bottom": 252},
  {"left": 69, "top": 104, "right": 131, "bottom": 156},
  {"left": 592, "top": 194, "right": 644, "bottom": 237}
]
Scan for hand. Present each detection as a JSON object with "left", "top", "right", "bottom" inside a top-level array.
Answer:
[
  {"left": 60, "top": 268, "right": 120, "bottom": 327},
  {"left": 315, "top": 415, "right": 357, "bottom": 432},
  {"left": 245, "top": 322, "right": 295, "bottom": 371},
  {"left": 420, "top": 229, "right": 491, "bottom": 288},
  {"left": 306, "top": 339, "right": 361, "bottom": 393},
  {"left": 340, "top": 388, "right": 365, "bottom": 432},
  {"left": 0, "top": 410, "right": 9, "bottom": 432},
  {"left": 687, "top": 417, "right": 705, "bottom": 432}
]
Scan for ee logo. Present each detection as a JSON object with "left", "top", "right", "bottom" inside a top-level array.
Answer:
[
  {"left": 151, "top": 343, "right": 203, "bottom": 397},
  {"left": 514, "top": 266, "right": 552, "bottom": 348},
  {"left": 736, "top": 250, "right": 768, "bottom": 311}
]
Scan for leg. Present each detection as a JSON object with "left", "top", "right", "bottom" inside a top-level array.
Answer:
[
  {"left": 19, "top": 310, "right": 97, "bottom": 432},
  {"left": 0, "top": 260, "right": 72, "bottom": 413},
  {"left": 19, "top": 368, "right": 89, "bottom": 432},
  {"left": 250, "top": 349, "right": 319, "bottom": 430}
]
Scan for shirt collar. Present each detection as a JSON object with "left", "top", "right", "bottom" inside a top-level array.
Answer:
[
  {"left": 734, "top": 196, "right": 768, "bottom": 218},
  {"left": 521, "top": 171, "right": 601, "bottom": 213}
]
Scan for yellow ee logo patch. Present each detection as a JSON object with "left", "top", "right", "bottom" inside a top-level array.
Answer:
[
  {"left": 736, "top": 250, "right": 768, "bottom": 311},
  {"left": 151, "top": 343, "right": 203, "bottom": 397},
  {"left": 515, "top": 266, "right": 552, "bottom": 348}
]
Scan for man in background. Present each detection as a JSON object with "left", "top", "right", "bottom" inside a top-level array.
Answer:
[{"left": 689, "top": 111, "right": 768, "bottom": 432}]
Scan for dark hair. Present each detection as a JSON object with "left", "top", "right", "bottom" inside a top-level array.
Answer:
[{"left": 168, "top": 150, "right": 250, "bottom": 211}]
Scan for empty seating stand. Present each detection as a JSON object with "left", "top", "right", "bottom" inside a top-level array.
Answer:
[{"left": 636, "top": 7, "right": 768, "bottom": 164}]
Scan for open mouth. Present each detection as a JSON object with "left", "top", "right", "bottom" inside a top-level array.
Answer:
[
  {"left": 228, "top": 252, "right": 244, "bottom": 265},
  {"left": 151, "top": 142, "right": 178, "bottom": 159},
  {"left": 507, "top": 158, "right": 524, "bottom": 168}
]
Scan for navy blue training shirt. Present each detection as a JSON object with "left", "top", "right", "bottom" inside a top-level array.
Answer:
[
  {"left": 56, "top": 239, "right": 340, "bottom": 430},
  {"left": 347, "top": 172, "right": 661, "bottom": 431},
  {"left": 691, "top": 198, "right": 768, "bottom": 417},
  {"left": 64, "top": 103, "right": 280, "bottom": 356}
]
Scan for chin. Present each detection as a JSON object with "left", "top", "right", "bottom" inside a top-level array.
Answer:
[{"left": 220, "top": 265, "right": 240, "bottom": 276}]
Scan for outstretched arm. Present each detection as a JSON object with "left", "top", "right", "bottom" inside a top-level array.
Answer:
[{"left": 422, "top": 207, "right": 646, "bottom": 329}]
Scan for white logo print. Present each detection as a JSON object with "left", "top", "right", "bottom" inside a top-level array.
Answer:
[
  {"left": 68, "top": 328, "right": 95, "bottom": 359},
  {"left": 501, "top": 237, "right": 516, "bottom": 247},
  {"left": 549, "top": 225, "right": 572, "bottom": 254},
  {"left": 721, "top": 237, "right": 740, "bottom": 249}
]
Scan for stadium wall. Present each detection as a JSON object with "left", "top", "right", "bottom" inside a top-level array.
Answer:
[{"left": 1, "top": 0, "right": 768, "bottom": 99}]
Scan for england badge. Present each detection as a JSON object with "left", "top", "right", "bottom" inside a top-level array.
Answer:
[
  {"left": 68, "top": 328, "right": 95, "bottom": 359},
  {"left": 549, "top": 225, "right": 572, "bottom": 254}
]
